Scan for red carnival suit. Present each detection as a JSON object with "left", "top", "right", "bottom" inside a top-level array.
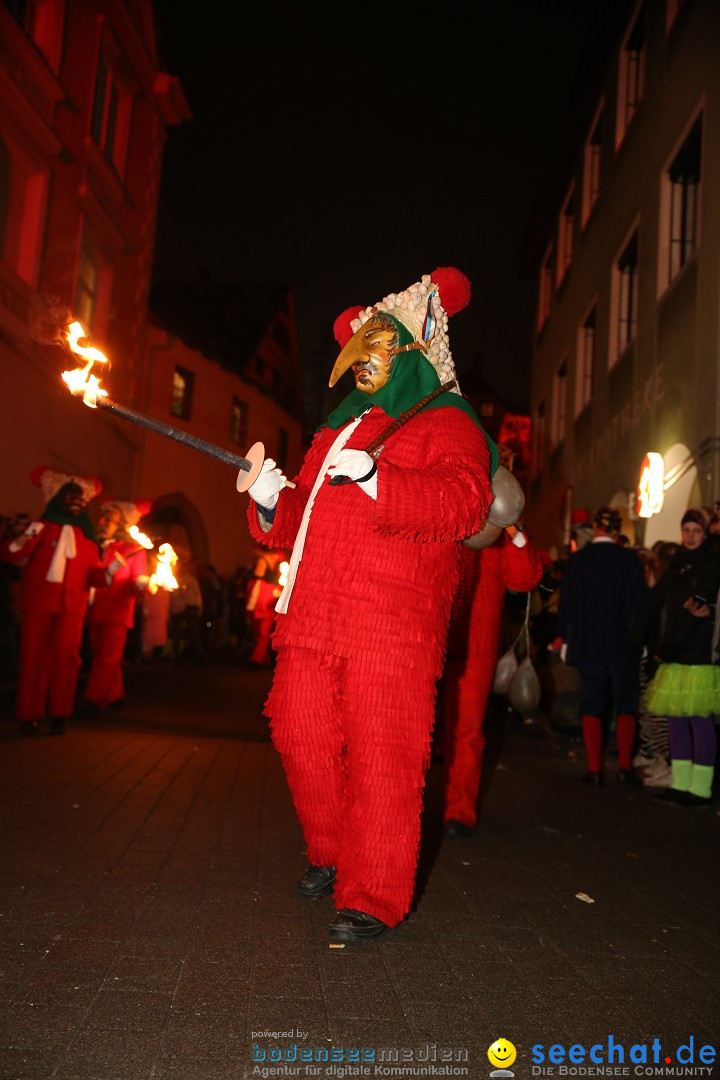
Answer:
[
  {"left": 84, "top": 540, "right": 148, "bottom": 709},
  {"left": 249, "top": 405, "right": 491, "bottom": 926},
  {"left": 2, "top": 523, "right": 105, "bottom": 722},
  {"left": 443, "top": 535, "right": 543, "bottom": 828}
]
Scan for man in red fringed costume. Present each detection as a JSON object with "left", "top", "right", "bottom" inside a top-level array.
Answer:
[
  {"left": 80, "top": 499, "right": 151, "bottom": 715},
  {"left": 1, "top": 467, "right": 105, "bottom": 736},
  {"left": 442, "top": 514, "right": 543, "bottom": 837},
  {"left": 245, "top": 268, "right": 499, "bottom": 945}
]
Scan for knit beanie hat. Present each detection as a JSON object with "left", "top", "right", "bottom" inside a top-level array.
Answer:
[{"left": 681, "top": 507, "right": 709, "bottom": 532}]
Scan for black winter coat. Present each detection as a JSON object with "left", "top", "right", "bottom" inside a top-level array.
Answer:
[{"left": 628, "top": 540, "right": 720, "bottom": 666}]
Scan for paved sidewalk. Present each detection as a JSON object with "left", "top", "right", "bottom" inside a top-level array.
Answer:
[{"left": 0, "top": 664, "right": 718, "bottom": 1079}]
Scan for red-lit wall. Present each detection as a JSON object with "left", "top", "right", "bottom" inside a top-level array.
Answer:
[
  {"left": 0, "top": 1, "right": 185, "bottom": 518},
  {"left": 136, "top": 324, "right": 305, "bottom": 576}
]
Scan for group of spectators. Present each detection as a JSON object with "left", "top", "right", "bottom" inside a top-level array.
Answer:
[{"left": 532, "top": 504, "right": 720, "bottom": 808}]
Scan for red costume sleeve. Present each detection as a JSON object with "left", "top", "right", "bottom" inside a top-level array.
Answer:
[{"left": 501, "top": 536, "right": 544, "bottom": 593}]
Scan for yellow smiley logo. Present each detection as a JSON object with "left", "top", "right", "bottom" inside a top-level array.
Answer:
[{"left": 488, "top": 1040, "right": 517, "bottom": 1069}]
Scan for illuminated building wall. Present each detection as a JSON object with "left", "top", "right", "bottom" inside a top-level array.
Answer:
[{"left": 525, "top": 0, "right": 720, "bottom": 552}]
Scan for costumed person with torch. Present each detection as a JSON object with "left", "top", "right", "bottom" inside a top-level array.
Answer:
[
  {"left": 78, "top": 499, "right": 153, "bottom": 717},
  {"left": 245, "top": 267, "right": 499, "bottom": 945},
  {"left": 245, "top": 548, "right": 289, "bottom": 668},
  {"left": 0, "top": 467, "right": 107, "bottom": 735},
  {"left": 441, "top": 442, "right": 544, "bottom": 837}
]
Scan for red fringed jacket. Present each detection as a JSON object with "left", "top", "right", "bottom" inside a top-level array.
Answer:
[
  {"left": 87, "top": 540, "right": 149, "bottom": 629},
  {"left": 248, "top": 405, "right": 492, "bottom": 677}
]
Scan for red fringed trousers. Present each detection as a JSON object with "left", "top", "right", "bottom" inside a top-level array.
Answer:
[
  {"left": 266, "top": 645, "right": 437, "bottom": 928},
  {"left": 85, "top": 623, "right": 129, "bottom": 708},
  {"left": 16, "top": 610, "right": 85, "bottom": 722},
  {"left": 442, "top": 655, "right": 493, "bottom": 828}
]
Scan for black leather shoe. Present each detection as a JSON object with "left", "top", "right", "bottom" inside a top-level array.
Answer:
[
  {"left": 582, "top": 770, "right": 604, "bottom": 786},
  {"left": 20, "top": 720, "right": 39, "bottom": 737},
  {"left": 329, "top": 908, "right": 387, "bottom": 945},
  {"left": 49, "top": 717, "right": 67, "bottom": 736},
  {"left": 617, "top": 768, "right": 641, "bottom": 785},
  {"left": 445, "top": 819, "right": 473, "bottom": 837},
  {"left": 297, "top": 864, "right": 336, "bottom": 899}
]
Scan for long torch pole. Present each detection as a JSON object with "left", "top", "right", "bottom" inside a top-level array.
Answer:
[
  {"left": 97, "top": 399, "right": 253, "bottom": 472},
  {"left": 91, "top": 398, "right": 295, "bottom": 489}
]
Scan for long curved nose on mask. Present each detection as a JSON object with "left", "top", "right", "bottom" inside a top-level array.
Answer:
[{"left": 329, "top": 335, "right": 365, "bottom": 388}]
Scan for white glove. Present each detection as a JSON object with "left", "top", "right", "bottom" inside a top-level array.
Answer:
[
  {"left": 9, "top": 521, "right": 43, "bottom": 552},
  {"left": 327, "top": 449, "right": 378, "bottom": 500},
  {"left": 248, "top": 458, "right": 286, "bottom": 511},
  {"left": 105, "top": 558, "right": 123, "bottom": 584}
]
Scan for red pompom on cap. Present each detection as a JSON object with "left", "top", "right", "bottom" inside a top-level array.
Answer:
[
  {"left": 333, "top": 305, "right": 364, "bottom": 348},
  {"left": 30, "top": 465, "right": 49, "bottom": 487},
  {"left": 431, "top": 267, "right": 471, "bottom": 316},
  {"left": 135, "top": 499, "right": 153, "bottom": 519}
]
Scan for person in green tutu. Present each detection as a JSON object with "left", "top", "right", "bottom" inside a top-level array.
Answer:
[{"left": 628, "top": 508, "right": 720, "bottom": 806}]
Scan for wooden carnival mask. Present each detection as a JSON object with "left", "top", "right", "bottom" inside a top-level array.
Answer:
[{"left": 328, "top": 313, "right": 401, "bottom": 395}]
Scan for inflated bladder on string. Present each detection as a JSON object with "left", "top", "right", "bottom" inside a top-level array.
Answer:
[
  {"left": 507, "top": 656, "right": 542, "bottom": 715},
  {"left": 492, "top": 648, "right": 519, "bottom": 695},
  {"left": 462, "top": 465, "right": 525, "bottom": 549}
]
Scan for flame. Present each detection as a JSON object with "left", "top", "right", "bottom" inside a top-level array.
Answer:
[
  {"left": 128, "top": 525, "right": 153, "bottom": 550},
  {"left": 61, "top": 320, "right": 109, "bottom": 407},
  {"left": 278, "top": 560, "right": 290, "bottom": 587},
  {"left": 149, "top": 542, "right": 178, "bottom": 593}
]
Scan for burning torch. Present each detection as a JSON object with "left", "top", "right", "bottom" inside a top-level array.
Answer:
[{"left": 59, "top": 321, "right": 295, "bottom": 492}]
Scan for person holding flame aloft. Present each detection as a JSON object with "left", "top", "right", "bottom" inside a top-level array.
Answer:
[
  {"left": 79, "top": 499, "right": 152, "bottom": 716},
  {"left": 245, "top": 267, "right": 497, "bottom": 945},
  {"left": 0, "top": 467, "right": 107, "bottom": 735}
]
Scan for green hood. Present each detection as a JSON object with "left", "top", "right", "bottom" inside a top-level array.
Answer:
[
  {"left": 43, "top": 494, "right": 98, "bottom": 547},
  {"left": 320, "top": 314, "right": 498, "bottom": 475}
]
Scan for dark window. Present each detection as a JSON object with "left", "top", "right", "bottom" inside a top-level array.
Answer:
[
  {"left": 577, "top": 307, "right": 596, "bottom": 413},
  {"left": 618, "top": 232, "right": 638, "bottom": 354},
  {"left": 583, "top": 110, "right": 603, "bottom": 221},
  {"left": 75, "top": 237, "right": 99, "bottom": 330},
  {"left": 669, "top": 115, "right": 702, "bottom": 280},
  {"left": 230, "top": 397, "right": 248, "bottom": 445},
  {"left": 91, "top": 51, "right": 108, "bottom": 144},
  {"left": 104, "top": 82, "right": 118, "bottom": 165},
  {"left": 624, "top": 3, "right": 646, "bottom": 128},
  {"left": 171, "top": 366, "right": 194, "bottom": 420},
  {"left": 537, "top": 248, "right": 552, "bottom": 331}
]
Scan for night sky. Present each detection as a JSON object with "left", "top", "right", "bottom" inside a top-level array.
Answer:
[{"left": 150, "top": 1, "right": 632, "bottom": 424}]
